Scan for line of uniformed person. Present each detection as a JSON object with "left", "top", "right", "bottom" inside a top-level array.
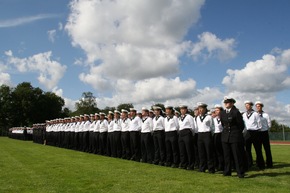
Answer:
[{"left": 39, "top": 96, "right": 272, "bottom": 178}]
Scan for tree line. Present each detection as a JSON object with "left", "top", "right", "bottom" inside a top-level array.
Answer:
[{"left": 0, "top": 82, "right": 289, "bottom": 135}]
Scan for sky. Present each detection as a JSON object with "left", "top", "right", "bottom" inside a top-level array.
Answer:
[{"left": 1, "top": 0, "right": 290, "bottom": 125}]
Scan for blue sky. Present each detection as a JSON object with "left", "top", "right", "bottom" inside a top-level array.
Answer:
[{"left": 1, "top": 0, "right": 290, "bottom": 124}]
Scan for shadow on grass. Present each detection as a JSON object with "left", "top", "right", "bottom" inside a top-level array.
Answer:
[
  {"left": 247, "top": 171, "right": 290, "bottom": 178},
  {"left": 271, "top": 162, "right": 290, "bottom": 169},
  {"left": 247, "top": 162, "right": 290, "bottom": 178}
]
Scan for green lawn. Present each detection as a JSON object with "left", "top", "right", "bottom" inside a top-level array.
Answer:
[{"left": 0, "top": 137, "right": 290, "bottom": 193}]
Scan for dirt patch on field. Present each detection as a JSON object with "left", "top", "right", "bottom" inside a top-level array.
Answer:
[{"left": 270, "top": 141, "right": 290, "bottom": 145}]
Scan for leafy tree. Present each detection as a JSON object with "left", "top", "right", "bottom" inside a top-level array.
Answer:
[
  {"left": 61, "top": 107, "right": 71, "bottom": 118},
  {"left": 102, "top": 106, "right": 116, "bottom": 115},
  {"left": 270, "top": 119, "right": 290, "bottom": 132},
  {"left": 0, "top": 85, "right": 13, "bottom": 135},
  {"left": 151, "top": 103, "right": 165, "bottom": 111},
  {"left": 0, "top": 82, "right": 67, "bottom": 134},
  {"left": 116, "top": 103, "right": 134, "bottom": 111},
  {"left": 72, "top": 92, "right": 99, "bottom": 115}
]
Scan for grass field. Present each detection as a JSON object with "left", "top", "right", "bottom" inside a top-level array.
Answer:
[{"left": 0, "top": 137, "right": 290, "bottom": 193}]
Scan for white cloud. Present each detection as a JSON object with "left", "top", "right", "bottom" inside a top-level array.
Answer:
[
  {"left": 52, "top": 86, "right": 77, "bottom": 110},
  {"left": 222, "top": 50, "right": 290, "bottom": 92},
  {"left": 65, "top": 0, "right": 206, "bottom": 91},
  {"left": 0, "top": 61, "right": 12, "bottom": 86},
  {"left": 0, "top": 14, "right": 59, "bottom": 28},
  {"left": 58, "top": 22, "right": 63, "bottom": 31},
  {"left": 5, "top": 50, "right": 67, "bottom": 90},
  {"left": 190, "top": 32, "right": 237, "bottom": 62},
  {"left": 47, "top": 29, "right": 57, "bottom": 42},
  {"left": 0, "top": 72, "right": 11, "bottom": 86}
]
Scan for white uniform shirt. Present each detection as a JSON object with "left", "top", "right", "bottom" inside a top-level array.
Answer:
[
  {"left": 108, "top": 120, "right": 114, "bottom": 133},
  {"left": 46, "top": 125, "right": 52, "bottom": 132},
  {"left": 79, "top": 121, "right": 85, "bottom": 132},
  {"left": 56, "top": 123, "right": 62, "bottom": 132},
  {"left": 243, "top": 110, "right": 262, "bottom": 131},
  {"left": 193, "top": 117, "right": 198, "bottom": 133},
  {"left": 64, "top": 123, "right": 70, "bottom": 132},
  {"left": 83, "top": 121, "right": 91, "bottom": 132},
  {"left": 93, "top": 120, "right": 100, "bottom": 132},
  {"left": 196, "top": 114, "right": 214, "bottom": 133},
  {"left": 178, "top": 114, "right": 195, "bottom": 132},
  {"left": 141, "top": 116, "right": 153, "bottom": 133},
  {"left": 164, "top": 116, "right": 179, "bottom": 132},
  {"left": 69, "top": 122, "right": 76, "bottom": 132},
  {"left": 121, "top": 118, "right": 130, "bottom": 132},
  {"left": 153, "top": 116, "right": 165, "bottom": 131},
  {"left": 89, "top": 121, "right": 95, "bottom": 132},
  {"left": 213, "top": 117, "right": 223, "bottom": 133},
  {"left": 75, "top": 122, "right": 81, "bottom": 133},
  {"left": 257, "top": 111, "right": 271, "bottom": 131},
  {"left": 113, "top": 119, "right": 122, "bottom": 132},
  {"left": 129, "top": 116, "right": 142, "bottom": 132},
  {"left": 99, "top": 119, "right": 108, "bottom": 133}
]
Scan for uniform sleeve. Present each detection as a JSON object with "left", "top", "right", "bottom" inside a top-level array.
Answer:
[
  {"left": 236, "top": 110, "right": 245, "bottom": 131},
  {"left": 266, "top": 114, "right": 272, "bottom": 128},
  {"left": 139, "top": 118, "right": 143, "bottom": 130},
  {"left": 149, "top": 118, "right": 153, "bottom": 133},
  {"left": 174, "top": 116, "right": 180, "bottom": 131},
  {"left": 255, "top": 113, "right": 262, "bottom": 130},
  {"left": 161, "top": 117, "right": 165, "bottom": 129},
  {"left": 189, "top": 116, "right": 195, "bottom": 132},
  {"left": 209, "top": 117, "right": 214, "bottom": 133}
]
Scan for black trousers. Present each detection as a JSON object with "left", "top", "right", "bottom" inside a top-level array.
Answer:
[
  {"left": 99, "top": 132, "right": 107, "bottom": 155},
  {"left": 64, "top": 132, "right": 70, "bottom": 149},
  {"left": 74, "top": 132, "right": 79, "bottom": 150},
  {"left": 193, "top": 133, "right": 199, "bottom": 168},
  {"left": 198, "top": 132, "right": 215, "bottom": 173},
  {"left": 222, "top": 141, "right": 245, "bottom": 177},
  {"left": 112, "top": 131, "right": 122, "bottom": 158},
  {"left": 121, "top": 131, "right": 131, "bottom": 159},
  {"left": 261, "top": 131, "right": 273, "bottom": 168},
  {"left": 93, "top": 132, "right": 99, "bottom": 154},
  {"left": 88, "top": 131, "right": 94, "bottom": 152},
  {"left": 60, "top": 131, "right": 64, "bottom": 148},
  {"left": 245, "top": 130, "right": 265, "bottom": 169},
  {"left": 83, "top": 131, "right": 89, "bottom": 152},
  {"left": 153, "top": 130, "right": 166, "bottom": 165},
  {"left": 130, "top": 131, "right": 141, "bottom": 161},
  {"left": 165, "top": 131, "right": 179, "bottom": 166},
  {"left": 178, "top": 129, "right": 195, "bottom": 169},
  {"left": 106, "top": 132, "right": 114, "bottom": 157},
  {"left": 141, "top": 132, "right": 153, "bottom": 163},
  {"left": 213, "top": 133, "right": 224, "bottom": 170},
  {"left": 69, "top": 132, "right": 74, "bottom": 149},
  {"left": 79, "top": 132, "right": 84, "bottom": 151}
]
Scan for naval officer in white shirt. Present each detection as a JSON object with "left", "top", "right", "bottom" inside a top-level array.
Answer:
[
  {"left": 140, "top": 107, "right": 154, "bottom": 163},
  {"left": 178, "top": 105, "right": 195, "bottom": 170},
  {"left": 164, "top": 105, "right": 180, "bottom": 168},
  {"left": 243, "top": 100, "right": 265, "bottom": 170},
  {"left": 195, "top": 102, "right": 215, "bottom": 173},
  {"left": 152, "top": 106, "right": 166, "bottom": 166},
  {"left": 255, "top": 101, "right": 273, "bottom": 168}
]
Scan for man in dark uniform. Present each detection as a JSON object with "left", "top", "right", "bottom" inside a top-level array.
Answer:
[{"left": 220, "top": 96, "right": 246, "bottom": 178}]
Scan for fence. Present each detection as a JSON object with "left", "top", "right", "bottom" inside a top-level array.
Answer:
[{"left": 269, "top": 132, "right": 290, "bottom": 141}]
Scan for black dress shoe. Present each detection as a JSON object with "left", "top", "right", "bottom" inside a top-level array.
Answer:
[
  {"left": 186, "top": 166, "right": 194, "bottom": 170},
  {"left": 238, "top": 173, "right": 245, "bottom": 178},
  {"left": 171, "top": 164, "right": 178, "bottom": 168},
  {"left": 159, "top": 162, "right": 165, "bottom": 166}
]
